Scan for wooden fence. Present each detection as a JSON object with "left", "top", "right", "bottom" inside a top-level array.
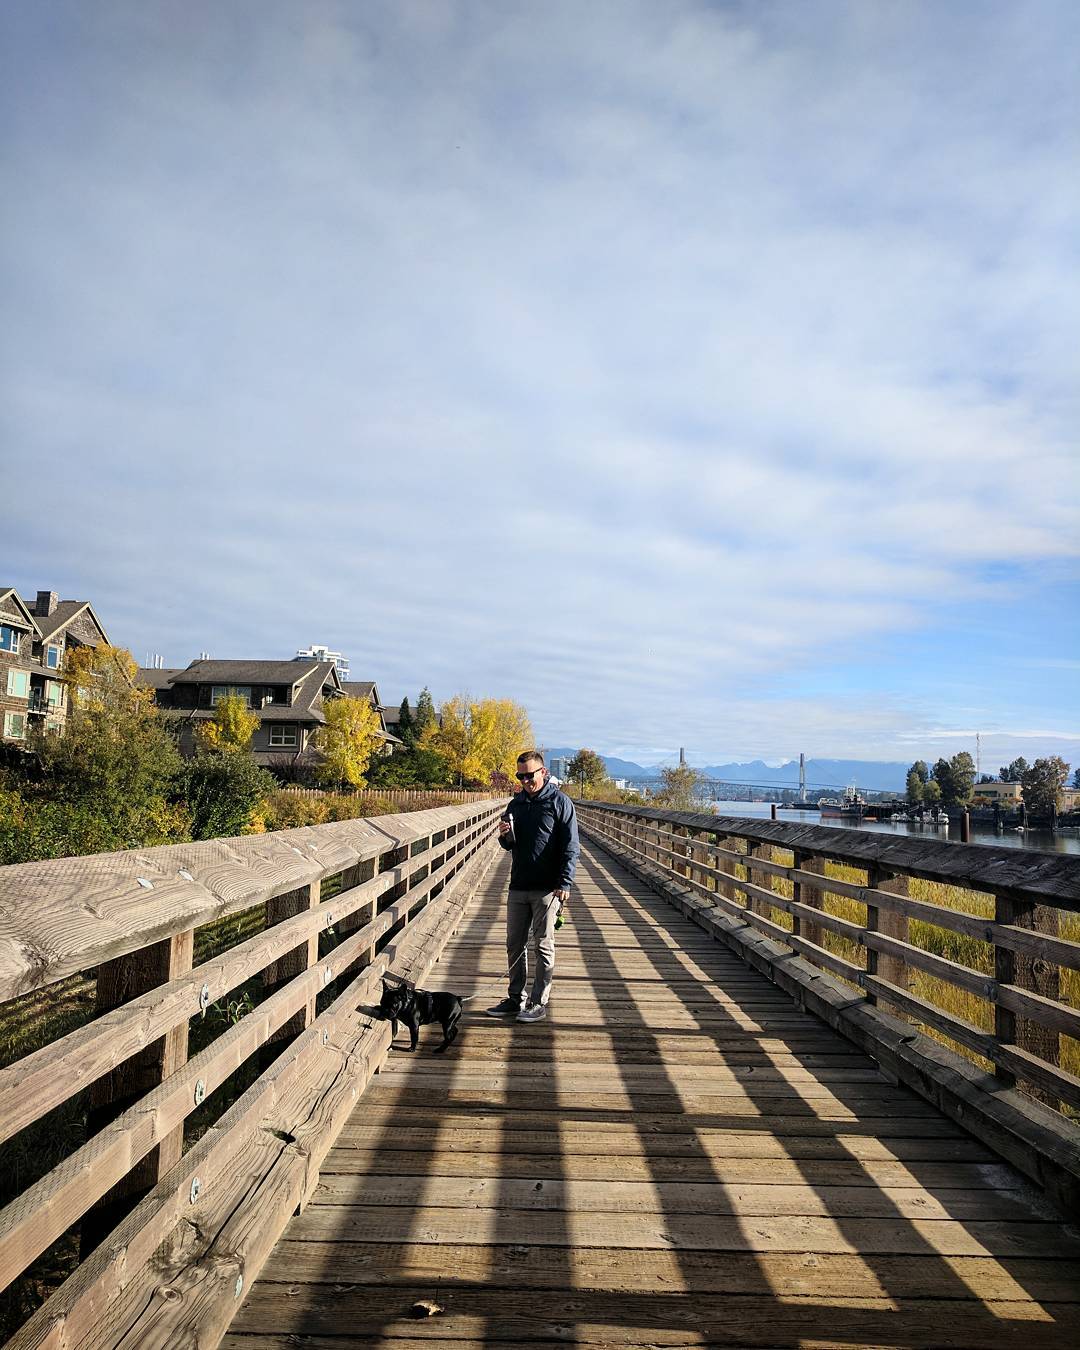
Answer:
[
  {"left": 0, "top": 798, "right": 504, "bottom": 1347},
  {"left": 277, "top": 787, "right": 495, "bottom": 806},
  {"left": 577, "top": 801, "right": 1080, "bottom": 1211}
]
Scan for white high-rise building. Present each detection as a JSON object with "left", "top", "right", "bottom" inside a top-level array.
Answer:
[{"left": 295, "top": 644, "right": 350, "bottom": 681}]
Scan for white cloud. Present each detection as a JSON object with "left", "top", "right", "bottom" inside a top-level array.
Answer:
[{"left": 3, "top": 1, "right": 1077, "bottom": 763}]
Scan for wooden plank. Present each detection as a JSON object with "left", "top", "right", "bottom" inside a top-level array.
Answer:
[
  {"left": 360, "top": 1083, "right": 941, "bottom": 1115},
  {"left": 312, "top": 1173, "right": 1060, "bottom": 1222},
  {"left": 281, "top": 1202, "right": 1080, "bottom": 1257},
  {"left": 256, "top": 1239, "right": 1080, "bottom": 1301},
  {"left": 319, "top": 1150, "right": 1017, "bottom": 1189},
  {"left": 333, "top": 1121, "right": 992, "bottom": 1158}
]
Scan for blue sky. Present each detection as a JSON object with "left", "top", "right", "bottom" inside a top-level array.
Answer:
[{"left": 3, "top": 1, "right": 1078, "bottom": 769}]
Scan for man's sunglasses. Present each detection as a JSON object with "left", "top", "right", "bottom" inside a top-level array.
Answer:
[{"left": 516, "top": 769, "right": 543, "bottom": 782}]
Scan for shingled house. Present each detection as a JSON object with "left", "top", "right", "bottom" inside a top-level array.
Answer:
[
  {"left": 142, "top": 660, "right": 398, "bottom": 773},
  {"left": 0, "top": 588, "right": 110, "bottom": 744}
]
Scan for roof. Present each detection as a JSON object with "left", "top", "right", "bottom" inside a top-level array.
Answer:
[
  {"left": 136, "top": 667, "right": 183, "bottom": 690},
  {"left": 168, "top": 660, "right": 329, "bottom": 686},
  {"left": 341, "top": 681, "right": 377, "bottom": 701},
  {"left": 149, "top": 660, "right": 343, "bottom": 726},
  {"left": 30, "top": 600, "right": 108, "bottom": 645},
  {"left": 0, "top": 589, "right": 39, "bottom": 631}
]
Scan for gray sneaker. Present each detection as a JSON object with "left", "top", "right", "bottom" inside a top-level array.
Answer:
[
  {"left": 517, "top": 1002, "right": 547, "bottom": 1023},
  {"left": 486, "top": 998, "right": 523, "bottom": 1017}
]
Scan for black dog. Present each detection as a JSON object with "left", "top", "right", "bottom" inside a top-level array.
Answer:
[{"left": 379, "top": 978, "right": 464, "bottom": 1053}]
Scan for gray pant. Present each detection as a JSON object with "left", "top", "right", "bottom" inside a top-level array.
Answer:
[{"left": 506, "top": 888, "right": 559, "bottom": 1008}]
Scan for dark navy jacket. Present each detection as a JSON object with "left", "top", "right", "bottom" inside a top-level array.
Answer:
[{"left": 499, "top": 778, "right": 579, "bottom": 893}]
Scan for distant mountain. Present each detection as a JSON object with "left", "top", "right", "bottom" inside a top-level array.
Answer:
[
  {"left": 541, "top": 748, "right": 659, "bottom": 779},
  {"left": 700, "top": 759, "right": 910, "bottom": 793},
  {"left": 542, "top": 749, "right": 909, "bottom": 792}
]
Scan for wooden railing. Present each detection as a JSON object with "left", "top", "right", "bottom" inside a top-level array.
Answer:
[
  {"left": 577, "top": 801, "right": 1080, "bottom": 1211},
  {"left": 277, "top": 787, "right": 495, "bottom": 805},
  {"left": 0, "top": 799, "right": 504, "bottom": 1348}
]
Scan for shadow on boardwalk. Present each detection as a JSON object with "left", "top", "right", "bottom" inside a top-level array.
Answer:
[{"left": 222, "top": 842, "right": 1080, "bottom": 1349}]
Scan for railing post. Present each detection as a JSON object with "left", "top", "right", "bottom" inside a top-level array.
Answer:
[
  {"left": 864, "top": 863, "right": 910, "bottom": 1018},
  {"left": 713, "top": 836, "right": 737, "bottom": 902},
  {"left": 994, "top": 893, "right": 1060, "bottom": 1102},
  {"left": 744, "top": 839, "right": 772, "bottom": 920},
  {"left": 792, "top": 849, "right": 826, "bottom": 948},
  {"left": 263, "top": 880, "right": 320, "bottom": 1050},
  {"left": 82, "top": 927, "right": 194, "bottom": 1254},
  {"left": 335, "top": 858, "right": 378, "bottom": 972}
]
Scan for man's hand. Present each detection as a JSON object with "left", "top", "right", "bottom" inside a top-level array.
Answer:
[
  {"left": 553, "top": 888, "right": 570, "bottom": 903},
  {"left": 498, "top": 819, "right": 512, "bottom": 838}
]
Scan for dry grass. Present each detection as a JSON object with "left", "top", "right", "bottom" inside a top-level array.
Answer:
[{"left": 728, "top": 845, "right": 1080, "bottom": 1087}]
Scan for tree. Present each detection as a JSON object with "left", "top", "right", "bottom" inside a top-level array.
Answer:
[
  {"left": 397, "top": 697, "right": 415, "bottom": 748},
  {"left": 413, "top": 687, "right": 437, "bottom": 739},
  {"left": 905, "top": 765, "right": 925, "bottom": 805},
  {"left": 1072, "top": 767, "right": 1080, "bottom": 791},
  {"left": 1000, "top": 757, "right": 1029, "bottom": 782},
  {"left": 424, "top": 695, "right": 470, "bottom": 784},
  {"left": 180, "top": 753, "right": 276, "bottom": 839},
  {"left": 922, "top": 779, "right": 942, "bottom": 808},
  {"left": 423, "top": 695, "right": 533, "bottom": 787},
  {"left": 196, "top": 693, "right": 259, "bottom": 753},
  {"left": 1021, "top": 757, "right": 1070, "bottom": 817},
  {"left": 12, "top": 643, "right": 188, "bottom": 859},
  {"left": 313, "top": 696, "right": 384, "bottom": 789},
  {"left": 928, "top": 754, "right": 974, "bottom": 809},
  {"left": 566, "top": 749, "right": 607, "bottom": 788},
  {"left": 653, "top": 763, "right": 709, "bottom": 811}
]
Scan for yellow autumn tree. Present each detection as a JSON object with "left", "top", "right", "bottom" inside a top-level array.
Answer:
[
  {"left": 64, "top": 643, "right": 147, "bottom": 715},
  {"left": 422, "top": 695, "right": 533, "bottom": 786},
  {"left": 197, "top": 693, "right": 259, "bottom": 753},
  {"left": 312, "top": 696, "right": 384, "bottom": 789}
]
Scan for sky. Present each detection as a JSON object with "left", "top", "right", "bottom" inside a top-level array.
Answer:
[{"left": 3, "top": 1, "right": 1078, "bottom": 771}]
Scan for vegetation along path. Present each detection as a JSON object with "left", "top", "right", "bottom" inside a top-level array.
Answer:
[{"left": 223, "top": 842, "right": 1080, "bottom": 1349}]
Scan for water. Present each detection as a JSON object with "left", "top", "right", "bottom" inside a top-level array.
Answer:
[{"left": 705, "top": 800, "right": 1080, "bottom": 856}]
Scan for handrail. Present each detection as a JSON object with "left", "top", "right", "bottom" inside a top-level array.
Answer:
[
  {"left": 0, "top": 799, "right": 504, "bottom": 1347},
  {"left": 576, "top": 800, "right": 1080, "bottom": 1211}
]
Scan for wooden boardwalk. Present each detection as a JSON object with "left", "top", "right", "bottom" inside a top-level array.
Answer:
[{"left": 223, "top": 841, "right": 1080, "bottom": 1348}]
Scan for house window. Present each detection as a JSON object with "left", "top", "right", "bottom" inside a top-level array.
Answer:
[
  {"left": 46, "top": 645, "right": 62, "bottom": 669},
  {"left": 6, "top": 669, "right": 29, "bottom": 699},
  {"left": 210, "top": 684, "right": 253, "bottom": 707},
  {"left": 3, "top": 712, "right": 26, "bottom": 740},
  {"left": 0, "top": 626, "right": 19, "bottom": 654},
  {"left": 269, "top": 725, "right": 298, "bottom": 747},
  {"left": 46, "top": 681, "right": 63, "bottom": 709}
]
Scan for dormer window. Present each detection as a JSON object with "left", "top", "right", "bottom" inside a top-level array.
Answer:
[{"left": 46, "top": 644, "right": 61, "bottom": 669}]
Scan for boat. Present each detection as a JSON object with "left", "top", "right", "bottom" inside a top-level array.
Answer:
[{"left": 818, "top": 785, "right": 867, "bottom": 819}]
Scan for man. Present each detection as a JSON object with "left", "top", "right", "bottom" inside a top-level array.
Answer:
[{"left": 487, "top": 750, "right": 579, "bottom": 1023}]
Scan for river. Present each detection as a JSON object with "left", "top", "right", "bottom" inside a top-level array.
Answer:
[{"left": 705, "top": 800, "right": 1080, "bottom": 856}]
